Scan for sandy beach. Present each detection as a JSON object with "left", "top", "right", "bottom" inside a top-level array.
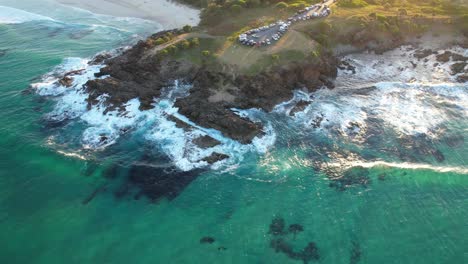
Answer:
[{"left": 56, "top": 0, "right": 200, "bottom": 29}]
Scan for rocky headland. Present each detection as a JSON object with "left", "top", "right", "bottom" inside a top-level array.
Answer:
[{"left": 84, "top": 29, "right": 339, "bottom": 145}]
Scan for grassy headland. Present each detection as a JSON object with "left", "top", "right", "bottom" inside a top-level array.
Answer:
[{"left": 140, "top": 0, "right": 467, "bottom": 74}]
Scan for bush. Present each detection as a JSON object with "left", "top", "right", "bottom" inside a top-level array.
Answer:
[
  {"left": 154, "top": 38, "right": 166, "bottom": 45},
  {"left": 275, "top": 2, "right": 289, "bottom": 9},
  {"left": 202, "top": 50, "right": 211, "bottom": 57},
  {"left": 183, "top": 25, "right": 193, "bottom": 33},
  {"left": 191, "top": 38, "right": 200, "bottom": 47},
  {"left": 271, "top": 54, "right": 280, "bottom": 61},
  {"left": 167, "top": 45, "right": 178, "bottom": 54},
  {"left": 179, "top": 40, "right": 191, "bottom": 49}
]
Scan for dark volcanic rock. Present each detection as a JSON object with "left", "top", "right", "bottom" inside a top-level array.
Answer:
[
  {"left": 202, "top": 152, "right": 229, "bottom": 164},
  {"left": 84, "top": 31, "right": 339, "bottom": 144},
  {"left": 457, "top": 74, "right": 468, "bottom": 83},
  {"left": 193, "top": 135, "right": 221, "bottom": 148},
  {"left": 289, "top": 100, "right": 310, "bottom": 116},
  {"left": 167, "top": 115, "right": 193, "bottom": 131},
  {"left": 90, "top": 52, "right": 113, "bottom": 65},
  {"left": 413, "top": 49, "right": 434, "bottom": 59},
  {"left": 338, "top": 60, "right": 356, "bottom": 73},
  {"left": 437, "top": 51, "right": 468, "bottom": 63},
  {"left": 450, "top": 62, "right": 467, "bottom": 75},
  {"left": 59, "top": 69, "right": 85, "bottom": 87}
]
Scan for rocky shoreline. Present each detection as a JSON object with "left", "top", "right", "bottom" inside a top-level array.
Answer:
[{"left": 83, "top": 30, "right": 339, "bottom": 145}]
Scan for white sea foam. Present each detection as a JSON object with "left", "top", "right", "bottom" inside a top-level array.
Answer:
[
  {"left": 293, "top": 46, "right": 468, "bottom": 139},
  {"left": 336, "top": 45, "right": 467, "bottom": 87},
  {"left": 33, "top": 57, "right": 276, "bottom": 171},
  {"left": 0, "top": 5, "right": 55, "bottom": 24}
]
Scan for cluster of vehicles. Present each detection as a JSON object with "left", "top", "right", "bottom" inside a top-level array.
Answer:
[
  {"left": 238, "top": 3, "right": 332, "bottom": 47},
  {"left": 238, "top": 21, "right": 290, "bottom": 46}
]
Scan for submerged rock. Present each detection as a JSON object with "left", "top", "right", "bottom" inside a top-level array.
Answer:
[
  {"left": 200, "top": 236, "right": 215, "bottom": 244},
  {"left": 127, "top": 164, "right": 202, "bottom": 202},
  {"left": 269, "top": 216, "right": 286, "bottom": 236},
  {"left": 329, "top": 166, "right": 371, "bottom": 191},
  {"left": 350, "top": 240, "right": 362, "bottom": 264},
  {"left": 288, "top": 224, "right": 304, "bottom": 239},
  {"left": 301, "top": 242, "right": 320, "bottom": 263},
  {"left": 443, "top": 134, "right": 464, "bottom": 148}
]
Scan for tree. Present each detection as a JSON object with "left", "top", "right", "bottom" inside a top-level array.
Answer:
[{"left": 183, "top": 25, "right": 193, "bottom": 33}]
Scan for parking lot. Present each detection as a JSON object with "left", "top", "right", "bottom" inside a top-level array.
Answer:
[{"left": 239, "top": 1, "right": 334, "bottom": 47}]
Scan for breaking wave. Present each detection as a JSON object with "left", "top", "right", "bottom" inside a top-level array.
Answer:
[{"left": 32, "top": 58, "right": 276, "bottom": 172}]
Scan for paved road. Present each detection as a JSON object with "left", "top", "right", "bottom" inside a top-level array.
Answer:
[{"left": 240, "top": 0, "right": 336, "bottom": 47}]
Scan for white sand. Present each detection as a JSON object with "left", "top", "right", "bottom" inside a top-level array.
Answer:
[{"left": 56, "top": 0, "right": 200, "bottom": 29}]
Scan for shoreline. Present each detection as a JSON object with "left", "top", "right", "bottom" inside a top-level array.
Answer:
[{"left": 55, "top": 0, "right": 200, "bottom": 29}]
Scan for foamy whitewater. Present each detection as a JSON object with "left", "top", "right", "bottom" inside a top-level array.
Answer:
[
  {"left": 32, "top": 43, "right": 467, "bottom": 174},
  {"left": 32, "top": 58, "right": 276, "bottom": 171}
]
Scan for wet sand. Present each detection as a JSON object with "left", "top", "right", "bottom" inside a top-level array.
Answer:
[{"left": 56, "top": 0, "right": 200, "bottom": 29}]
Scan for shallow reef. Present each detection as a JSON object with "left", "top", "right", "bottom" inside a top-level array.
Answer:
[{"left": 268, "top": 217, "right": 320, "bottom": 263}]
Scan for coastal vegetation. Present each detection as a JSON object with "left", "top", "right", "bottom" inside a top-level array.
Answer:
[{"left": 139, "top": 0, "right": 467, "bottom": 74}]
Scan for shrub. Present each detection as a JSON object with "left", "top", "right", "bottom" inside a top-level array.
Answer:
[
  {"left": 183, "top": 25, "right": 193, "bottom": 33},
  {"left": 179, "top": 40, "right": 191, "bottom": 49},
  {"left": 271, "top": 54, "right": 280, "bottom": 61},
  {"left": 167, "top": 45, "right": 178, "bottom": 54},
  {"left": 191, "top": 38, "right": 200, "bottom": 47},
  {"left": 202, "top": 50, "right": 211, "bottom": 57},
  {"left": 154, "top": 38, "right": 166, "bottom": 45}
]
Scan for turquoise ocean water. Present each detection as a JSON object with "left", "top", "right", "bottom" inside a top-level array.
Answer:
[{"left": 0, "top": 1, "right": 467, "bottom": 263}]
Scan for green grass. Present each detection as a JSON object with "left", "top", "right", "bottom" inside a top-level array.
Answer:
[{"left": 171, "top": 37, "right": 226, "bottom": 65}]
